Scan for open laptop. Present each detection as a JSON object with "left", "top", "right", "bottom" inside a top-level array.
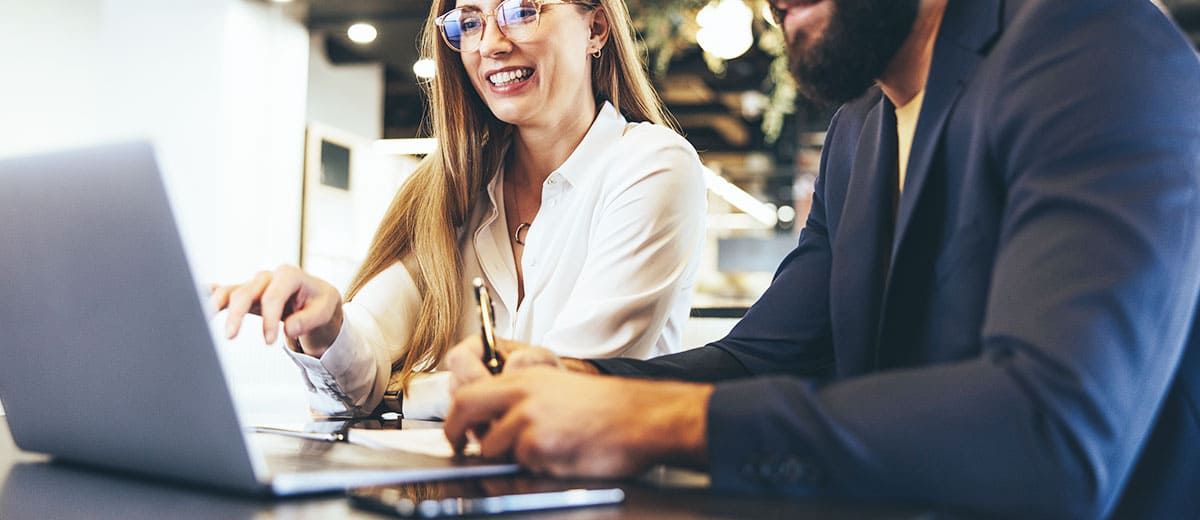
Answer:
[{"left": 0, "top": 142, "right": 518, "bottom": 495}]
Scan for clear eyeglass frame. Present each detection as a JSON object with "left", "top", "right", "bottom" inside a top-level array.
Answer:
[{"left": 434, "top": 0, "right": 596, "bottom": 53}]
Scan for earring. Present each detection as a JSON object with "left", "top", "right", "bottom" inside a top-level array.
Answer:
[{"left": 591, "top": 48, "right": 602, "bottom": 59}]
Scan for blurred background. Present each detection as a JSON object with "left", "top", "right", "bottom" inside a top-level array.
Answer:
[{"left": 1, "top": 0, "right": 1196, "bottom": 417}]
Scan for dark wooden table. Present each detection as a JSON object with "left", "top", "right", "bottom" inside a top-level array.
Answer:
[{"left": 0, "top": 417, "right": 941, "bottom": 519}]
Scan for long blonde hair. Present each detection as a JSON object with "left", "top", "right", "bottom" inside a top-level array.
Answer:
[{"left": 345, "top": 0, "right": 674, "bottom": 389}]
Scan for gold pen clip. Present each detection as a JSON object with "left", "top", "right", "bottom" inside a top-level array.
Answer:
[{"left": 472, "top": 278, "right": 503, "bottom": 374}]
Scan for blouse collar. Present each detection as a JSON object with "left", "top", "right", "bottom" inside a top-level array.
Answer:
[{"left": 484, "top": 100, "right": 628, "bottom": 203}]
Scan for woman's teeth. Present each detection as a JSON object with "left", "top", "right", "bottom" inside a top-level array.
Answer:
[{"left": 489, "top": 68, "right": 532, "bottom": 86}]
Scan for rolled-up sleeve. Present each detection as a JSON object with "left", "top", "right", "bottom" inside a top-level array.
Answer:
[{"left": 283, "top": 261, "right": 421, "bottom": 416}]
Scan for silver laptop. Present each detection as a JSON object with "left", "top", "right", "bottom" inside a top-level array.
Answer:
[{"left": 0, "top": 142, "right": 518, "bottom": 495}]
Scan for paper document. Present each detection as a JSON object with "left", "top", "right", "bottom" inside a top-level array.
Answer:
[{"left": 349, "top": 428, "right": 481, "bottom": 458}]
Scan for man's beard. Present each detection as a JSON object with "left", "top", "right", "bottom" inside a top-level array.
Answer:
[{"left": 787, "top": 0, "right": 920, "bottom": 105}]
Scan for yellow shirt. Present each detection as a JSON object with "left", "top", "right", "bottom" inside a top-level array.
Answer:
[{"left": 895, "top": 89, "right": 925, "bottom": 193}]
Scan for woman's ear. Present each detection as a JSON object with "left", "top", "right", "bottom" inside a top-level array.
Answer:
[{"left": 588, "top": 7, "right": 611, "bottom": 54}]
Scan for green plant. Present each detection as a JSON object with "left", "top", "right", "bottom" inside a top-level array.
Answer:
[{"left": 626, "top": 0, "right": 796, "bottom": 143}]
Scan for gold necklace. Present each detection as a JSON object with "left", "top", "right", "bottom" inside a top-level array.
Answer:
[{"left": 508, "top": 179, "right": 532, "bottom": 246}]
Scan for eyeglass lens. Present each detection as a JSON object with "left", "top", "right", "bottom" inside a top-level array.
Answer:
[{"left": 440, "top": 0, "right": 541, "bottom": 52}]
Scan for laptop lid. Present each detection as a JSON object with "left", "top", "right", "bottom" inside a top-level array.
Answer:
[
  {"left": 0, "top": 142, "right": 520, "bottom": 496},
  {"left": 0, "top": 142, "right": 266, "bottom": 493}
]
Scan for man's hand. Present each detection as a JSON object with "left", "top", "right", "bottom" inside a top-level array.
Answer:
[
  {"left": 444, "top": 335, "right": 598, "bottom": 392},
  {"left": 443, "top": 367, "right": 712, "bottom": 477}
]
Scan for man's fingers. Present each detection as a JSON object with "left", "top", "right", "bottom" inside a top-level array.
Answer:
[
  {"left": 477, "top": 403, "right": 530, "bottom": 459},
  {"left": 504, "top": 347, "right": 561, "bottom": 372},
  {"left": 443, "top": 379, "right": 526, "bottom": 454},
  {"left": 449, "top": 335, "right": 485, "bottom": 359},
  {"left": 446, "top": 336, "right": 492, "bottom": 391},
  {"left": 495, "top": 338, "right": 521, "bottom": 357},
  {"left": 223, "top": 271, "right": 272, "bottom": 339}
]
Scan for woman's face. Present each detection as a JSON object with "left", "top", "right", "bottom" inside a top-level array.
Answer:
[{"left": 451, "top": 0, "right": 602, "bottom": 130}]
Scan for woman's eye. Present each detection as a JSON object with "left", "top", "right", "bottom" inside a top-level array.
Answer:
[{"left": 460, "top": 16, "right": 483, "bottom": 31}]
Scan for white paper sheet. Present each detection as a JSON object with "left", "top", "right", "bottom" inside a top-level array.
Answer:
[{"left": 349, "top": 428, "right": 481, "bottom": 458}]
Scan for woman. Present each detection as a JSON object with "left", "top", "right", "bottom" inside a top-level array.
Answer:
[{"left": 212, "top": 0, "right": 706, "bottom": 419}]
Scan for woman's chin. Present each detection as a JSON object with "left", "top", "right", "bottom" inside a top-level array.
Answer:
[{"left": 487, "top": 104, "right": 535, "bottom": 127}]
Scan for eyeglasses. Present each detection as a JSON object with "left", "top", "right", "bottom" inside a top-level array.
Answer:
[{"left": 435, "top": 0, "right": 596, "bottom": 53}]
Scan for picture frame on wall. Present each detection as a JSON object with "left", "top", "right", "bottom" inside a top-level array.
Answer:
[
  {"left": 299, "top": 123, "right": 363, "bottom": 284},
  {"left": 319, "top": 138, "right": 352, "bottom": 191}
]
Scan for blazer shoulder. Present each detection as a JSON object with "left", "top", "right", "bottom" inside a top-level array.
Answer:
[{"left": 823, "top": 87, "right": 883, "bottom": 149}]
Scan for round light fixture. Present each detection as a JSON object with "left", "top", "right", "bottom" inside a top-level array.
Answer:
[
  {"left": 347, "top": 23, "right": 378, "bottom": 44},
  {"left": 696, "top": 0, "right": 755, "bottom": 60},
  {"left": 413, "top": 58, "right": 437, "bottom": 79},
  {"left": 777, "top": 205, "right": 796, "bottom": 224}
]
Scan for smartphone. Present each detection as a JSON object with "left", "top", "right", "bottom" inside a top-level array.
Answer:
[{"left": 350, "top": 481, "right": 625, "bottom": 518}]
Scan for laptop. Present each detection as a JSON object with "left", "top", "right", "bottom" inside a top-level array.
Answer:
[{"left": 0, "top": 142, "right": 518, "bottom": 495}]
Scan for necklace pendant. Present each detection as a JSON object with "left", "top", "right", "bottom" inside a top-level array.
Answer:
[{"left": 514, "top": 222, "right": 531, "bottom": 246}]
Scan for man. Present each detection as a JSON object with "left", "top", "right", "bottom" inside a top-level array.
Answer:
[{"left": 443, "top": 0, "right": 1200, "bottom": 517}]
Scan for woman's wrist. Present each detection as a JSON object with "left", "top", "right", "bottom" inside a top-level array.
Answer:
[{"left": 295, "top": 303, "right": 344, "bottom": 358}]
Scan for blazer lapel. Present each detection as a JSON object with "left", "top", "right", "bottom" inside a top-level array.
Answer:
[
  {"left": 830, "top": 97, "right": 899, "bottom": 377},
  {"left": 889, "top": 0, "right": 1003, "bottom": 265}
]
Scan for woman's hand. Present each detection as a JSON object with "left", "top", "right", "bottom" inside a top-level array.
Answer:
[{"left": 209, "top": 264, "right": 344, "bottom": 358}]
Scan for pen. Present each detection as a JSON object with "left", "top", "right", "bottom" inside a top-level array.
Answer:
[
  {"left": 249, "top": 425, "right": 347, "bottom": 443},
  {"left": 472, "top": 278, "right": 504, "bottom": 374}
]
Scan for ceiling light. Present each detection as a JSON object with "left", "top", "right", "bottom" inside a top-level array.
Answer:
[
  {"left": 347, "top": 23, "right": 378, "bottom": 44},
  {"left": 696, "top": 0, "right": 755, "bottom": 60},
  {"left": 777, "top": 205, "right": 796, "bottom": 223},
  {"left": 413, "top": 58, "right": 436, "bottom": 79},
  {"left": 703, "top": 166, "right": 777, "bottom": 227}
]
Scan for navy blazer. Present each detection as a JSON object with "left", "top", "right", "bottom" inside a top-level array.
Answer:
[{"left": 594, "top": 0, "right": 1200, "bottom": 517}]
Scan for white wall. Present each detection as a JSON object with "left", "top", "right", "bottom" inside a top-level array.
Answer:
[
  {"left": 0, "top": 1, "right": 105, "bottom": 157},
  {"left": 0, "top": 0, "right": 313, "bottom": 419},
  {"left": 303, "top": 36, "right": 418, "bottom": 292},
  {"left": 0, "top": 0, "right": 309, "bottom": 283},
  {"left": 306, "top": 35, "right": 384, "bottom": 140}
]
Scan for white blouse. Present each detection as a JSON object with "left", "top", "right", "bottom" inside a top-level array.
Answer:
[{"left": 287, "top": 102, "right": 707, "bottom": 419}]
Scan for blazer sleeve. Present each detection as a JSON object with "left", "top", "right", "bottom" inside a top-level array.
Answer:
[
  {"left": 703, "top": 4, "right": 1200, "bottom": 519},
  {"left": 592, "top": 112, "right": 843, "bottom": 381}
]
